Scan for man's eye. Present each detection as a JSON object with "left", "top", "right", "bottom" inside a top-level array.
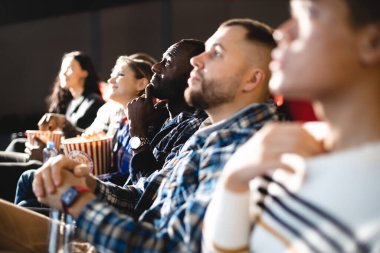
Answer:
[{"left": 118, "top": 72, "right": 125, "bottom": 77}]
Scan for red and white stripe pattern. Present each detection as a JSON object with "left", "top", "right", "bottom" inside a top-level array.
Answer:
[
  {"left": 25, "top": 130, "right": 63, "bottom": 150},
  {"left": 62, "top": 137, "right": 112, "bottom": 176}
]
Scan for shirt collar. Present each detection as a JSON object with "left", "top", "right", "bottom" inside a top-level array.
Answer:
[{"left": 196, "top": 101, "right": 278, "bottom": 137}]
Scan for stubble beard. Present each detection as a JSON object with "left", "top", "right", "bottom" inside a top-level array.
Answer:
[
  {"left": 185, "top": 78, "right": 237, "bottom": 110},
  {"left": 184, "top": 85, "right": 210, "bottom": 109}
]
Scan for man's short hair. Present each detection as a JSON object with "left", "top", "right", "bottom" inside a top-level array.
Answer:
[
  {"left": 178, "top": 39, "right": 205, "bottom": 58},
  {"left": 345, "top": 0, "right": 380, "bottom": 27},
  {"left": 220, "top": 18, "right": 276, "bottom": 49}
]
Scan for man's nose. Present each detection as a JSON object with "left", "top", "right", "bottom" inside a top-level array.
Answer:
[
  {"left": 152, "top": 62, "right": 162, "bottom": 74},
  {"left": 190, "top": 52, "right": 205, "bottom": 69}
]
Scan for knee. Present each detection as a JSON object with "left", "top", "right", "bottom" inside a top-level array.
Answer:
[{"left": 17, "top": 169, "right": 36, "bottom": 186}]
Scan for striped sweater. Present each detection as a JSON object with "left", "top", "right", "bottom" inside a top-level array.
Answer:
[{"left": 204, "top": 141, "right": 380, "bottom": 253}]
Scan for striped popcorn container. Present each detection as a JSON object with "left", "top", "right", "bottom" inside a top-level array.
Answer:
[
  {"left": 25, "top": 130, "right": 63, "bottom": 150},
  {"left": 61, "top": 136, "right": 112, "bottom": 176}
]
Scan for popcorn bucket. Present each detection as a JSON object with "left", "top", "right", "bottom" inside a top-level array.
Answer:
[
  {"left": 61, "top": 136, "right": 112, "bottom": 176},
  {"left": 25, "top": 130, "right": 63, "bottom": 150}
]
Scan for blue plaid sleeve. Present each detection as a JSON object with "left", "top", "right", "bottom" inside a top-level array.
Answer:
[
  {"left": 77, "top": 200, "right": 171, "bottom": 253},
  {"left": 95, "top": 179, "right": 143, "bottom": 216},
  {"left": 130, "top": 110, "right": 206, "bottom": 184}
]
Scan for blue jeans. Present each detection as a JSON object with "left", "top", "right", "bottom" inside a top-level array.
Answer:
[{"left": 14, "top": 169, "right": 45, "bottom": 207}]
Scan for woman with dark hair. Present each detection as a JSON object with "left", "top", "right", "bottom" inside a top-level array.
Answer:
[
  {"left": 0, "top": 51, "right": 104, "bottom": 202},
  {"left": 46, "top": 81, "right": 72, "bottom": 114},
  {"left": 6, "top": 51, "right": 104, "bottom": 152},
  {"left": 47, "top": 51, "right": 102, "bottom": 114},
  {"left": 39, "top": 51, "right": 104, "bottom": 136}
]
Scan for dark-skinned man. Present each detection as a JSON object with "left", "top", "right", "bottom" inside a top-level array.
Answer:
[{"left": 127, "top": 39, "right": 207, "bottom": 184}]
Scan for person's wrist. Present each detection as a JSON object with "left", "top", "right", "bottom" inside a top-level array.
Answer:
[
  {"left": 129, "top": 126, "right": 148, "bottom": 138},
  {"left": 132, "top": 144, "right": 150, "bottom": 155},
  {"left": 85, "top": 174, "right": 97, "bottom": 193},
  {"left": 61, "top": 185, "right": 92, "bottom": 215},
  {"left": 67, "top": 192, "right": 96, "bottom": 218},
  {"left": 130, "top": 135, "right": 150, "bottom": 152}
]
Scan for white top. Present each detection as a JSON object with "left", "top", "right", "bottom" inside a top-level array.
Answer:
[
  {"left": 204, "top": 141, "right": 380, "bottom": 253},
  {"left": 85, "top": 100, "right": 125, "bottom": 136}
]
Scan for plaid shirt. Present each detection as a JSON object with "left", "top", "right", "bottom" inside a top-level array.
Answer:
[
  {"left": 76, "top": 102, "right": 278, "bottom": 253},
  {"left": 103, "top": 109, "right": 206, "bottom": 185},
  {"left": 129, "top": 109, "right": 207, "bottom": 184},
  {"left": 114, "top": 119, "right": 132, "bottom": 175}
]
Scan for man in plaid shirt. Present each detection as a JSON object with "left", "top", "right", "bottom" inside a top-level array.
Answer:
[{"left": 0, "top": 18, "right": 279, "bottom": 252}]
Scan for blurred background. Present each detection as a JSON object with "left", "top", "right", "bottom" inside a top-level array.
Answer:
[{"left": 0, "top": 0, "right": 289, "bottom": 148}]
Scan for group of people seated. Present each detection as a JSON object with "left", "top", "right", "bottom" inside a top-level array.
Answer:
[{"left": 0, "top": 0, "right": 379, "bottom": 252}]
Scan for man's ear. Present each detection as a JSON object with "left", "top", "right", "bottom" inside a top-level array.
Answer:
[
  {"left": 242, "top": 68, "right": 265, "bottom": 92},
  {"left": 359, "top": 24, "right": 380, "bottom": 66}
]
